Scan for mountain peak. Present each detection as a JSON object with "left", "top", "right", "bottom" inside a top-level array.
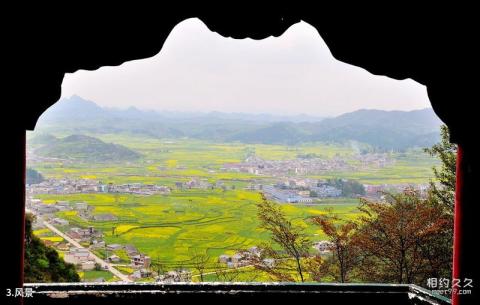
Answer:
[{"left": 38, "top": 95, "right": 106, "bottom": 122}]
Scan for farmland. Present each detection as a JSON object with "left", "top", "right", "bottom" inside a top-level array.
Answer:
[
  {"left": 28, "top": 134, "right": 438, "bottom": 185},
  {"left": 27, "top": 132, "right": 439, "bottom": 281},
  {"left": 34, "top": 191, "right": 359, "bottom": 270}
]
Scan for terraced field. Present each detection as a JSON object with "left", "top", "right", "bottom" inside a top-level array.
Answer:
[
  {"left": 28, "top": 134, "right": 438, "bottom": 186},
  {"left": 35, "top": 190, "right": 360, "bottom": 270},
  {"left": 28, "top": 133, "right": 438, "bottom": 274}
]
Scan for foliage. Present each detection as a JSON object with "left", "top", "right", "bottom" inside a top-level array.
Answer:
[
  {"left": 26, "top": 130, "right": 443, "bottom": 282},
  {"left": 35, "top": 134, "right": 141, "bottom": 163},
  {"left": 36, "top": 191, "right": 360, "bottom": 272},
  {"left": 353, "top": 189, "right": 452, "bottom": 284},
  {"left": 213, "top": 262, "right": 241, "bottom": 282},
  {"left": 190, "top": 250, "right": 210, "bottom": 282},
  {"left": 256, "top": 194, "right": 310, "bottom": 282},
  {"left": 310, "top": 213, "right": 358, "bottom": 283},
  {"left": 24, "top": 214, "right": 80, "bottom": 283},
  {"left": 326, "top": 178, "right": 365, "bottom": 197},
  {"left": 26, "top": 168, "right": 44, "bottom": 185},
  {"left": 424, "top": 125, "right": 456, "bottom": 213}
]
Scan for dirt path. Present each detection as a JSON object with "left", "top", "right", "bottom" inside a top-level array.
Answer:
[{"left": 30, "top": 210, "right": 132, "bottom": 282}]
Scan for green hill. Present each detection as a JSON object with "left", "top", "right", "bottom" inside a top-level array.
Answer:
[
  {"left": 35, "top": 134, "right": 142, "bottom": 163},
  {"left": 24, "top": 214, "right": 80, "bottom": 283}
]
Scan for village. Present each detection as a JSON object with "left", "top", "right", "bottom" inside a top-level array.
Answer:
[
  {"left": 27, "top": 194, "right": 281, "bottom": 283},
  {"left": 221, "top": 152, "right": 394, "bottom": 176},
  {"left": 218, "top": 153, "right": 427, "bottom": 203},
  {"left": 24, "top": 148, "right": 429, "bottom": 283},
  {"left": 25, "top": 188, "right": 381, "bottom": 284},
  {"left": 26, "top": 195, "right": 194, "bottom": 282},
  {"left": 252, "top": 176, "right": 428, "bottom": 204},
  {"left": 26, "top": 178, "right": 172, "bottom": 196}
]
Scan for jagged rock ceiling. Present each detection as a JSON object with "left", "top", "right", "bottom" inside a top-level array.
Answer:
[{"left": 18, "top": 6, "right": 473, "bottom": 144}]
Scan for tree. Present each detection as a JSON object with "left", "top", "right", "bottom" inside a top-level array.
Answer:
[
  {"left": 151, "top": 256, "right": 165, "bottom": 277},
  {"left": 213, "top": 262, "right": 243, "bottom": 282},
  {"left": 423, "top": 124, "right": 456, "bottom": 281},
  {"left": 353, "top": 189, "right": 452, "bottom": 284},
  {"left": 424, "top": 125, "right": 457, "bottom": 213},
  {"left": 24, "top": 214, "right": 80, "bottom": 282},
  {"left": 326, "top": 178, "right": 365, "bottom": 197},
  {"left": 310, "top": 214, "right": 358, "bottom": 283},
  {"left": 256, "top": 194, "right": 310, "bottom": 282},
  {"left": 26, "top": 168, "right": 44, "bottom": 185},
  {"left": 190, "top": 250, "right": 210, "bottom": 282}
]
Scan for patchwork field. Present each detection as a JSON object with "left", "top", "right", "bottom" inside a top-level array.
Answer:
[
  {"left": 27, "top": 133, "right": 439, "bottom": 278},
  {"left": 35, "top": 191, "right": 360, "bottom": 270},
  {"left": 28, "top": 134, "right": 438, "bottom": 186}
]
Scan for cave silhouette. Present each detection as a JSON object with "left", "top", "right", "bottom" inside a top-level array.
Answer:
[{"left": 7, "top": 6, "right": 476, "bottom": 305}]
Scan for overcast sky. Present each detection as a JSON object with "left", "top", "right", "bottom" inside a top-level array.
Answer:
[{"left": 61, "top": 18, "right": 431, "bottom": 117}]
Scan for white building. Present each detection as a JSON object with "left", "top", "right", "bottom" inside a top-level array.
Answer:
[
  {"left": 52, "top": 218, "right": 69, "bottom": 226},
  {"left": 313, "top": 241, "right": 335, "bottom": 254},
  {"left": 64, "top": 248, "right": 92, "bottom": 264},
  {"left": 80, "top": 261, "right": 96, "bottom": 271}
]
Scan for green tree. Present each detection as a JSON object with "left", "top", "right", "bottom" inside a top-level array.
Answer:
[
  {"left": 151, "top": 256, "right": 165, "bottom": 277},
  {"left": 24, "top": 214, "right": 80, "bottom": 282},
  {"left": 26, "top": 168, "right": 44, "bottom": 185},
  {"left": 424, "top": 125, "right": 457, "bottom": 213},
  {"left": 422, "top": 124, "right": 456, "bottom": 283},
  {"left": 326, "top": 178, "right": 365, "bottom": 197}
]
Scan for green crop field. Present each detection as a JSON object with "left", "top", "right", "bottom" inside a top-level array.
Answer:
[
  {"left": 28, "top": 133, "right": 439, "bottom": 280},
  {"left": 79, "top": 270, "right": 117, "bottom": 282},
  {"left": 29, "top": 133, "right": 439, "bottom": 186},
  {"left": 35, "top": 191, "right": 360, "bottom": 271}
]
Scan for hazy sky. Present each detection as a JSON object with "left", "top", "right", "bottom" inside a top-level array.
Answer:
[{"left": 61, "top": 18, "right": 431, "bottom": 117}]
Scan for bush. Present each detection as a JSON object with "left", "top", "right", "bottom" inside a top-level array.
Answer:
[{"left": 24, "top": 214, "right": 80, "bottom": 283}]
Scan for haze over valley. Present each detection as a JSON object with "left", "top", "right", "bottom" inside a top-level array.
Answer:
[{"left": 35, "top": 95, "right": 442, "bottom": 151}]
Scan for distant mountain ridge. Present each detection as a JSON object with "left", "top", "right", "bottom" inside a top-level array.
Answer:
[
  {"left": 34, "top": 95, "right": 443, "bottom": 150},
  {"left": 40, "top": 95, "right": 326, "bottom": 123}
]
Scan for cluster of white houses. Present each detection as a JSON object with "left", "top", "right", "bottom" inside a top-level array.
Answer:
[
  {"left": 61, "top": 243, "right": 151, "bottom": 277},
  {"left": 174, "top": 178, "right": 233, "bottom": 190},
  {"left": 262, "top": 178, "right": 343, "bottom": 203},
  {"left": 218, "top": 243, "right": 335, "bottom": 270},
  {"left": 156, "top": 270, "right": 192, "bottom": 283},
  {"left": 363, "top": 183, "right": 430, "bottom": 198},
  {"left": 67, "top": 226, "right": 103, "bottom": 242},
  {"left": 27, "top": 197, "right": 118, "bottom": 222},
  {"left": 63, "top": 247, "right": 97, "bottom": 271},
  {"left": 103, "top": 244, "right": 151, "bottom": 267},
  {"left": 218, "top": 246, "right": 275, "bottom": 268},
  {"left": 255, "top": 176, "right": 429, "bottom": 203},
  {"left": 262, "top": 185, "right": 316, "bottom": 203},
  {"left": 222, "top": 155, "right": 355, "bottom": 176},
  {"left": 222, "top": 153, "right": 393, "bottom": 177},
  {"left": 26, "top": 178, "right": 171, "bottom": 196},
  {"left": 354, "top": 153, "right": 395, "bottom": 168}
]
